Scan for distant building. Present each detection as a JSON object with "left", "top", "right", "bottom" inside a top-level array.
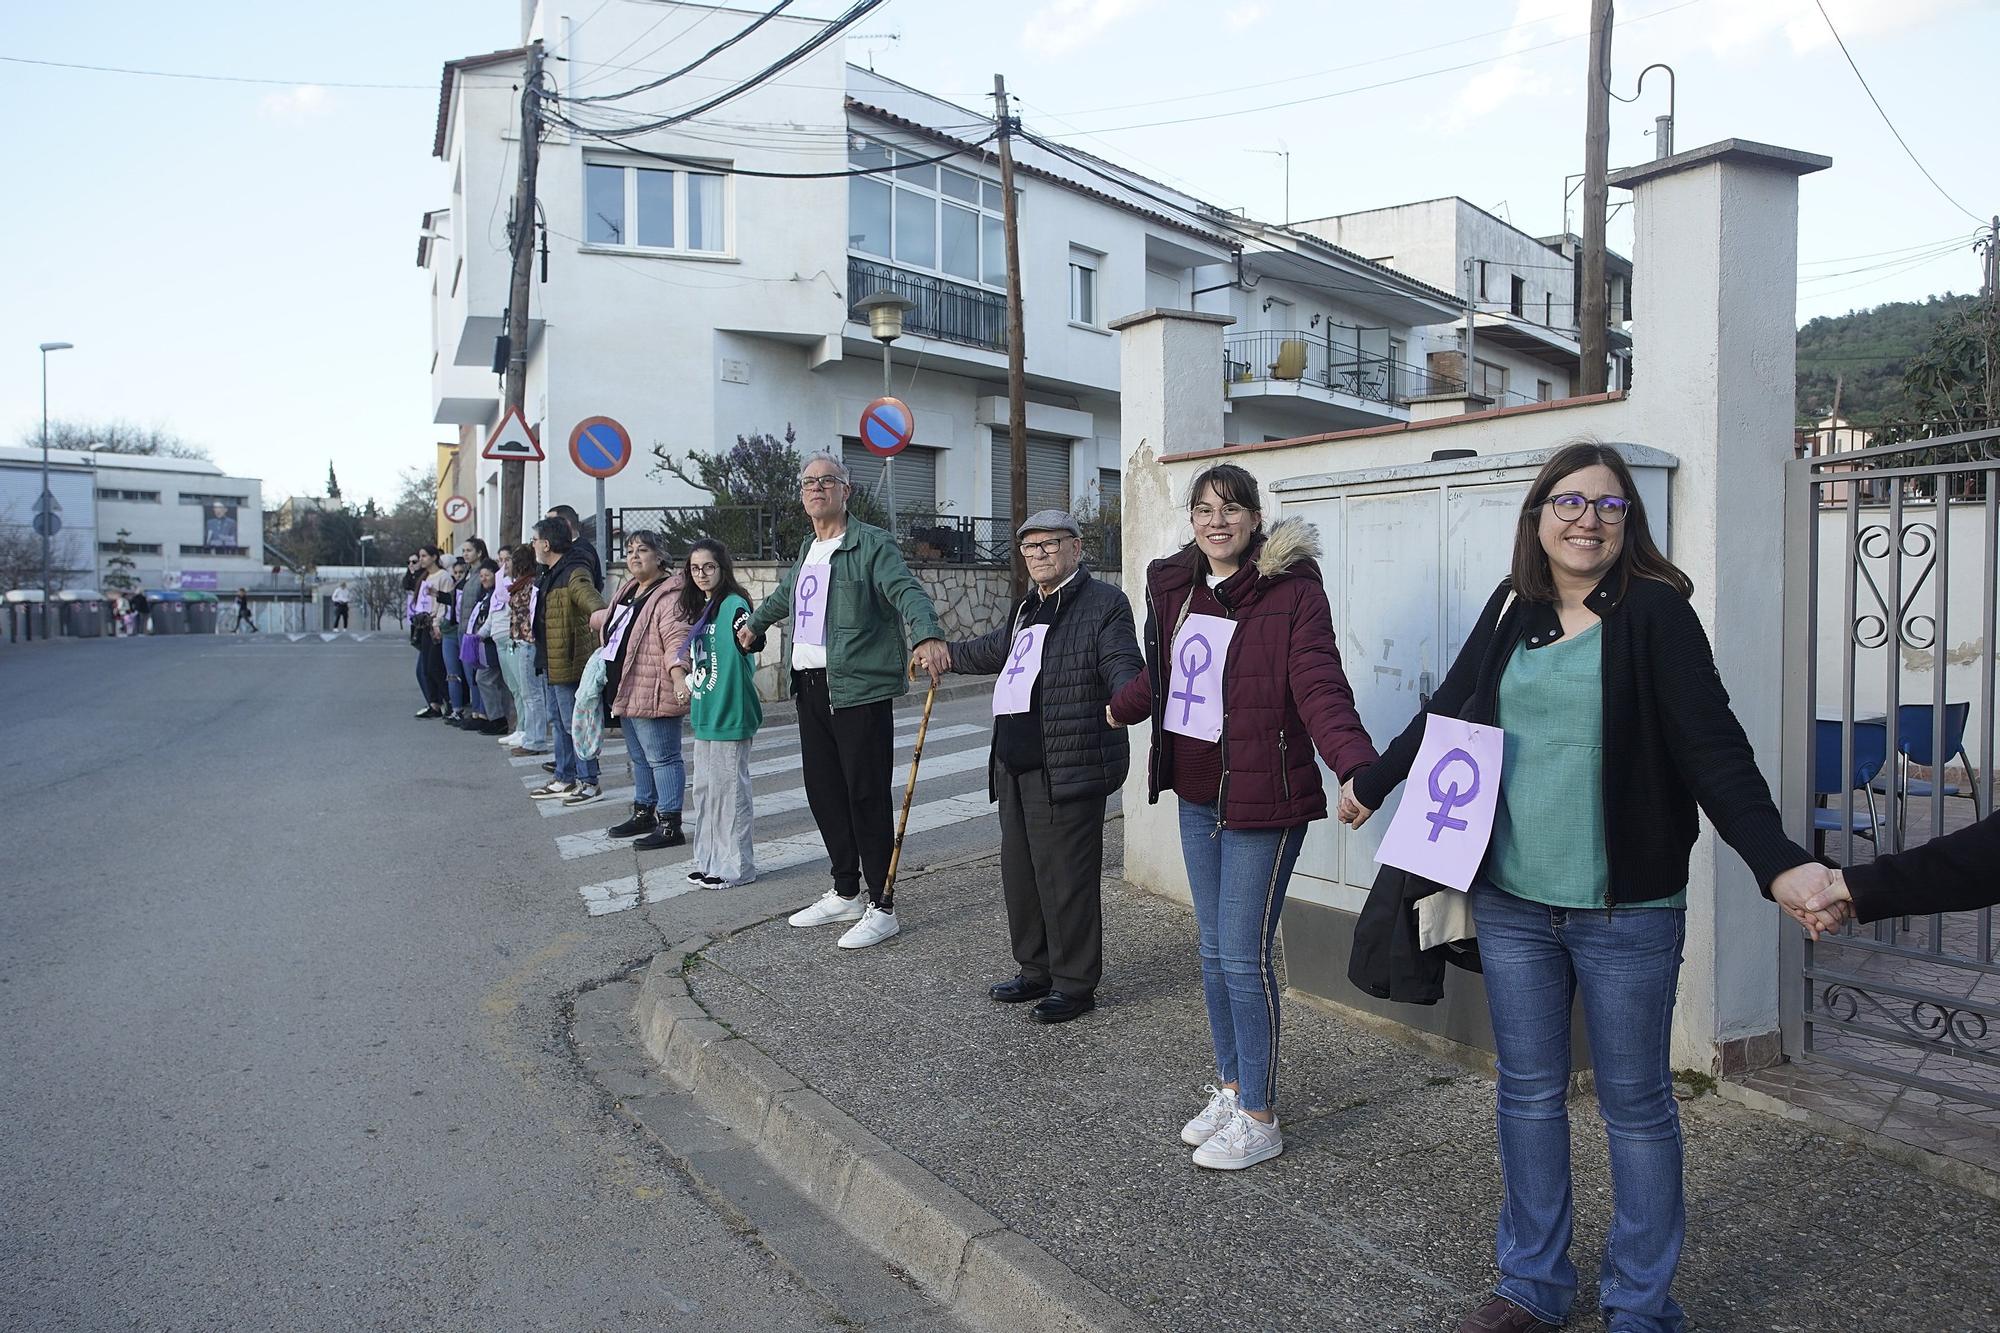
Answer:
[{"left": 0, "top": 446, "right": 266, "bottom": 592}]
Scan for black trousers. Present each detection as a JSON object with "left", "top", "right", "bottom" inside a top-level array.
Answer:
[
  {"left": 794, "top": 669, "right": 895, "bottom": 905},
  {"left": 416, "top": 638, "right": 448, "bottom": 707},
  {"left": 332, "top": 604, "right": 349, "bottom": 628},
  {"left": 997, "top": 765, "right": 1106, "bottom": 995}
]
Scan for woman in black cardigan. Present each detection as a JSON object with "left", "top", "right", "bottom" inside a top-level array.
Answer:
[{"left": 1339, "top": 441, "right": 1833, "bottom": 1333}]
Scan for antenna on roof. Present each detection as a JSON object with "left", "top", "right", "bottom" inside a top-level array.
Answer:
[{"left": 852, "top": 31, "right": 900, "bottom": 72}]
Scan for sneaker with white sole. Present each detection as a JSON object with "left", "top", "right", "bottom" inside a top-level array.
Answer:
[
  {"left": 837, "top": 905, "right": 901, "bottom": 949},
  {"left": 788, "top": 890, "right": 868, "bottom": 928},
  {"left": 561, "top": 782, "right": 604, "bottom": 807},
  {"left": 686, "top": 869, "right": 712, "bottom": 886},
  {"left": 496, "top": 730, "right": 524, "bottom": 747},
  {"left": 1190, "top": 1108, "right": 1282, "bottom": 1170},
  {"left": 528, "top": 779, "right": 574, "bottom": 800},
  {"left": 1180, "top": 1084, "right": 1240, "bottom": 1147}
]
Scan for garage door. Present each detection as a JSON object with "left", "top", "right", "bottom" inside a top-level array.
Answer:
[{"left": 989, "top": 435, "right": 1072, "bottom": 517}]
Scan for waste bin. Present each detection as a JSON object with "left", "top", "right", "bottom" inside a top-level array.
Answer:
[
  {"left": 184, "top": 595, "right": 219, "bottom": 634},
  {"left": 4, "top": 589, "right": 47, "bottom": 641},
  {"left": 150, "top": 600, "right": 188, "bottom": 635},
  {"left": 57, "top": 590, "right": 106, "bottom": 638}
]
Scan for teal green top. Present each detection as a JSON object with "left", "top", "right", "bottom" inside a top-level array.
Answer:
[
  {"left": 689, "top": 593, "right": 763, "bottom": 742},
  {"left": 1488, "top": 622, "right": 1684, "bottom": 910}
]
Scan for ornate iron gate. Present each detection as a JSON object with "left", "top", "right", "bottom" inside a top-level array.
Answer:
[{"left": 1779, "top": 427, "right": 1998, "bottom": 1112}]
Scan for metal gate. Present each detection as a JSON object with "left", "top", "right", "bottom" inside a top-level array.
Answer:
[{"left": 1779, "top": 426, "right": 1999, "bottom": 1111}]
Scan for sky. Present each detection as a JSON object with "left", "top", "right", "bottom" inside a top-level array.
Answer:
[{"left": 3, "top": 0, "right": 1995, "bottom": 510}]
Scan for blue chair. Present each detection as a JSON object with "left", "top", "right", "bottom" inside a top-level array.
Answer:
[
  {"left": 1813, "top": 718, "right": 1888, "bottom": 851},
  {"left": 1873, "top": 703, "right": 1986, "bottom": 840}
]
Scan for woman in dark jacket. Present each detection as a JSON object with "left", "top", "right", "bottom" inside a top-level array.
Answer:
[
  {"left": 1108, "top": 462, "right": 1377, "bottom": 1171},
  {"left": 1808, "top": 811, "right": 1999, "bottom": 923},
  {"left": 1340, "top": 441, "right": 1833, "bottom": 1333}
]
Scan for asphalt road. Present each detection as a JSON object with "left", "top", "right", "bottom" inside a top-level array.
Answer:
[{"left": 0, "top": 631, "right": 1010, "bottom": 1330}]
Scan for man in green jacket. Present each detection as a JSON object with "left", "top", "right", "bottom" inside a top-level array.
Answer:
[{"left": 739, "top": 450, "right": 949, "bottom": 949}]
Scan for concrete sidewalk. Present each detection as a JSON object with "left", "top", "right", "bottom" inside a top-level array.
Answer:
[{"left": 657, "top": 837, "right": 2000, "bottom": 1332}]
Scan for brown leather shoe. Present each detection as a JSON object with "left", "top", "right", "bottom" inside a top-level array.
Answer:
[{"left": 1456, "top": 1295, "right": 1561, "bottom": 1333}]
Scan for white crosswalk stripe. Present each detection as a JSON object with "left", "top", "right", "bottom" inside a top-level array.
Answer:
[
  {"left": 552, "top": 745, "right": 993, "bottom": 860},
  {"left": 504, "top": 708, "right": 929, "bottom": 766},
  {"left": 578, "top": 792, "right": 997, "bottom": 915}
]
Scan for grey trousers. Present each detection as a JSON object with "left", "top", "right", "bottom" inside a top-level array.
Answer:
[
  {"left": 475, "top": 660, "right": 509, "bottom": 722},
  {"left": 997, "top": 766, "right": 1107, "bottom": 995},
  {"left": 693, "top": 738, "right": 756, "bottom": 885}
]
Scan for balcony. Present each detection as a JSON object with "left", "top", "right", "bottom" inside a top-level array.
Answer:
[
  {"left": 848, "top": 258, "right": 1006, "bottom": 352},
  {"left": 1223, "top": 330, "right": 1466, "bottom": 427}
]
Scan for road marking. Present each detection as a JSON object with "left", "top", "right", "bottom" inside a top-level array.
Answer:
[
  {"left": 507, "top": 711, "right": 926, "bottom": 765},
  {"left": 552, "top": 745, "right": 993, "bottom": 860},
  {"left": 578, "top": 791, "right": 997, "bottom": 915}
]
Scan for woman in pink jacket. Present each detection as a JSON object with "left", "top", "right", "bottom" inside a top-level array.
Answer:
[{"left": 599, "top": 531, "right": 694, "bottom": 850}]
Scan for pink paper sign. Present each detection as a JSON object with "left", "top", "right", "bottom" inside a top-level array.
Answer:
[
  {"left": 793, "top": 562, "right": 832, "bottom": 646},
  {"left": 990, "top": 624, "right": 1048, "bottom": 715},
  {"left": 1371, "top": 714, "right": 1506, "bottom": 892},
  {"left": 1163, "top": 612, "right": 1235, "bottom": 743}
]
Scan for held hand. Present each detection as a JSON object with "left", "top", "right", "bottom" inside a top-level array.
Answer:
[
  {"left": 587, "top": 608, "right": 610, "bottom": 632},
  {"left": 736, "top": 622, "right": 756, "bottom": 651},
  {"left": 910, "top": 638, "right": 949, "bottom": 685},
  {"left": 1804, "top": 869, "right": 1854, "bottom": 918},
  {"left": 1337, "top": 778, "right": 1375, "bottom": 829},
  {"left": 1104, "top": 704, "right": 1126, "bottom": 730},
  {"left": 1771, "top": 863, "right": 1846, "bottom": 940}
]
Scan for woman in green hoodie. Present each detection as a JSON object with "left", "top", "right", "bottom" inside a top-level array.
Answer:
[{"left": 682, "top": 538, "right": 762, "bottom": 889}]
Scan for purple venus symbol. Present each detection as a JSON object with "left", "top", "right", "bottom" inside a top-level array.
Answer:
[
  {"left": 1424, "top": 748, "right": 1482, "bottom": 841},
  {"left": 1006, "top": 631, "right": 1034, "bottom": 682},
  {"left": 1171, "top": 633, "right": 1213, "bottom": 725},
  {"left": 796, "top": 573, "right": 819, "bottom": 631}
]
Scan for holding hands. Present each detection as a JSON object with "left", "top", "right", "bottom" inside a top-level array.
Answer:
[
  {"left": 909, "top": 638, "right": 950, "bottom": 684},
  {"left": 1336, "top": 777, "right": 1374, "bottom": 829},
  {"left": 736, "top": 621, "right": 757, "bottom": 651},
  {"left": 1770, "top": 862, "right": 1849, "bottom": 939}
]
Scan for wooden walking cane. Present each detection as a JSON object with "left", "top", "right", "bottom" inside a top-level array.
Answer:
[{"left": 882, "top": 669, "right": 939, "bottom": 910}]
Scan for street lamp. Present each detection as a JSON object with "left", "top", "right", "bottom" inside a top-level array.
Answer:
[
  {"left": 852, "top": 290, "right": 917, "bottom": 539},
  {"left": 38, "top": 341, "right": 73, "bottom": 638},
  {"left": 358, "top": 533, "right": 376, "bottom": 569}
]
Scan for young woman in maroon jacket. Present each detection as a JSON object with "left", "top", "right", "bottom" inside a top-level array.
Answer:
[{"left": 1108, "top": 463, "right": 1377, "bottom": 1170}]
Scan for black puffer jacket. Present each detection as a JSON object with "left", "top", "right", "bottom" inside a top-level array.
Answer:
[{"left": 950, "top": 567, "right": 1143, "bottom": 803}]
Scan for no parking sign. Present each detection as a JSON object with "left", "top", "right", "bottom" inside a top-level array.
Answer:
[{"left": 859, "top": 397, "right": 915, "bottom": 458}]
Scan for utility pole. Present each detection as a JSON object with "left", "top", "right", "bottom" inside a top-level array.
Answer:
[
  {"left": 1579, "top": 0, "right": 1614, "bottom": 397},
  {"left": 1981, "top": 217, "right": 1999, "bottom": 425},
  {"left": 500, "top": 39, "right": 545, "bottom": 547},
  {"left": 994, "top": 74, "right": 1029, "bottom": 600},
  {"left": 1462, "top": 257, "right": 1479, "bottom": 399}
]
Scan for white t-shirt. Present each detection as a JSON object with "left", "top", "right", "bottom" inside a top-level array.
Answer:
[
  {"left": 790, "top": 534, "right": 844, "bottom": 671},
  {"left": 331, "top": 586, "right": 350, "bottom": 604}
]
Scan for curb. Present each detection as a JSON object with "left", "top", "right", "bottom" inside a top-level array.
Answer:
[
  {"left": 630, "top": 944, "right": 1148, "bottom": 1333},
  {"left": 1713, "top": 1080, "right": 2000, "bottom": 1204}
]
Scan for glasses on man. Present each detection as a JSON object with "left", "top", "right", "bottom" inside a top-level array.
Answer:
[
  {"left": 1190, "top": 503, "right": 1251, "bottom": 525},
  {"left": 1544, "top": 492, "right": 1631, "bottom": 524},
  {"left": 1018, "top": 537, "right": 1072, "bottom": 557},
  {"left": 799, "top": 475, "right": 844, "bottom": 492}
]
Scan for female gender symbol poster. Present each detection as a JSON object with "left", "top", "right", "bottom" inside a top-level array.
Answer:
[
  {"left": 1163, "top": 613, "right": 1235, "bottom": 742},
  {"left": 990, "top": 624, "right": 1048, "bottom": 715},
  {"left": 793, "top": 563, "right": 831, "bottom": 646},
  {"left": 1371, "top": 714, "right": 1505, "bottom": 892}
]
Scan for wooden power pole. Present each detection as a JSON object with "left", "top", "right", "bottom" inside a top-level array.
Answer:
[
  {"left": 993, "top": 74, "right": 1029, "bottom": 600},
  {"left": 1579, "top": 0, "right": 1613, "bottom": 396},
  {"left": 500, "top": 39, "right": 545, "bottom": 547}
]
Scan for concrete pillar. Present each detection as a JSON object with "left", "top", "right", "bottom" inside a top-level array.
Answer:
[{"left": 1612, "top": 140, "right": 1831, "bottom": 1073}]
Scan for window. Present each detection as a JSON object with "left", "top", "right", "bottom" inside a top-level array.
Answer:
[
  {"left": 181, "top": 544, "right": 247, "bottom": 556},
  {"left": 99, "top": 541, "right": 161, "bottom": 554},
  {"left": 1476, "top": 260, "right": 1488, "bottom": 300},
  {"left": 97, "top": 488, "right": 160, "bottom": 503},
  {"left": 1544, "top": 292, "right": 1552, "bottom": 326},
  {"left": 1536, "top": 379, "right": 1554, "bottom": 403},
  {"left": 180, "top": 493, "right": 249, "bottom": 507},
  {"left": 584, "top": 158, "right": 729, "bottom": 255},
  {"left": 1069, "top": 249, "right": 1099, "bottom": 326},
  {"left": 1510, "top": 275, "right": 1525, "bottom": 317},
  {"left": 1475, "top": 359, "right": 1508, "bottom": 403},
  {"left": 848, "top": 136, "right": 1011, "bottom": 290}
]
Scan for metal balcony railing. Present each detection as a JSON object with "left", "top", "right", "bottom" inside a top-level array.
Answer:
[
  {"left": 1222, "top": 330, "right": 1467, "bottom": 406},
  {"left": 848, "top": 258, "right": 1007, "bottom": 352}
]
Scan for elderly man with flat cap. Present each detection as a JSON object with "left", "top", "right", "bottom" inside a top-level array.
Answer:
[{"left": 946, "top": 509, "right": 1142, "bottom": 1023}]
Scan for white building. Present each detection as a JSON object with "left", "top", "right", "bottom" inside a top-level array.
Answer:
[
  {"left": 422, "top": 2, "right": 1596, "bottom": 548},
  {"left": 1296, "top": 199, "right": 1634, "bottom": 407},
  {"left": 0, "top": 445, "right": 266, "bottom": 592}
]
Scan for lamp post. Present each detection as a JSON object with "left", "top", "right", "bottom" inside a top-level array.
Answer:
[
  {"left": 853, "top": 290, "right": 917, "bottom": 541},
  {"left": 358, "top": 533, "right": 376, "bottom": 569},
  {"left": 37, "top": 341, "right": 73, "bottom": 638}
]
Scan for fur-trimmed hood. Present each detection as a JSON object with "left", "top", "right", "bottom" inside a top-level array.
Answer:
[
  {"left": 1148, "top": 515, "right": 1325, "bottom": 605},
  {"left": 1251, "top": 516, "right": 1319, "bottom": 579}
]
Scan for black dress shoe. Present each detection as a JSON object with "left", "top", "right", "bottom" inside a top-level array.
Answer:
[
  {"left": 1030, "top": 991, "right": 1095, "bottom": 1024},
  {"left": 989, "top": 975, "right": 1051, "bottom": 1004}
]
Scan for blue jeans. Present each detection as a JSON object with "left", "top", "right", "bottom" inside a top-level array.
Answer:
[
  {"left": 625, "top": 715, "right": 686, "bottom": 813},
  {"left": 547, "top": 680, "right": 598, "bottom": 786},
  {"left": 441, "top": 631, "right": 473, "bottom": 712},
  {"left": 1471, "top": 884, "right": 1688, "bottom": 1333},
  {"left": 1175, "top": 801, "right": 1305, "bottom": 1114}
]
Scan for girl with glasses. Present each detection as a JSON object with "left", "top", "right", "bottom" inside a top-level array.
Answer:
[
  {"left": 1341, "top": 441, "right": 1834, "bottom": 1333},
  {"left": 680, "top": 539, "right": 762, "bottom": 889}
]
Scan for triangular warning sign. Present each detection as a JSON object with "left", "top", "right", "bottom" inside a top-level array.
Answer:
[{"left": 482, "top": 407, "right": 544, "bottom": 461}]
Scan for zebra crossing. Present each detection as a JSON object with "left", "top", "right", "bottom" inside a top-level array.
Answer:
[{"left": 500, "top": 694, "right": 1005, "bottom": 917}]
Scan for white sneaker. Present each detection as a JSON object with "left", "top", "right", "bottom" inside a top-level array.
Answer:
[
  {"left": 788, "top": 890, "right": 869, "bottom": 928},
  {"left": 1180, "top": 1084, "right": 1240, "bottom": 1147},
  {"left": 837, "top": 905, "right": 901, "bottom": 950},
  {"left": 528, "top": 779, "right": 574, "bottom": 800},
  {"left": 562, "top": 782, "right": 604, "bottom": 807},
  {"left": 496, "top": 730, "right": 524, "bottom": 747},
  {"left": 1191, "top": 1108, "right": 1282, "bottom": 1170}
]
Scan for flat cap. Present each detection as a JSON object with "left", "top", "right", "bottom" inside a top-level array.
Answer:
[{"left": 1016, "top": 508, "right": 1081, "bottom": 538}]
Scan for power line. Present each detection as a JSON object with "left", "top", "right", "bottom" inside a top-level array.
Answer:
[
  {"left": 566, "top": 0, "right": 722, "bottom": 94},
  {"left": 1811, "top": 0, "right": 1986, "bottom": 225},
  {"left": 565, "top": 0, "right": 797, "bottom": 104},
  {"left": 1028, "top": 0, "right": 1705, "bottom": 138},
  {"left": 0, "top": 53, "right": 428, "bottom": 88},
  {"left": 1800, "top": 232, "right": 1982, "bottom": 266},
  {"left": 1798, "top": 237, "right": 1974, "bottom": 283},
  {"left": 546, "top": 107, "right": 999, "bottom": 179}
]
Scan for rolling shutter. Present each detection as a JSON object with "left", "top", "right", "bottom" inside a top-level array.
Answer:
[
  {"left": 842, "top": 440, "right": 938, "bottom": 516},
  {"left": 989, "top": 435, "right": 1073, "bottom": 517}
]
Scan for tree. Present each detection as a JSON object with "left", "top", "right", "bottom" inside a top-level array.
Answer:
[
  {"left": 326, "top": 462, "right": 342, "bottom": 501},
  {"left": 354, "top": 568, "right": 407, "bottom": 630},
  {"left": 0, "top": 505, "right": 83, "bottom": 594},
  {"left": 102, "top": 529, "right": 140, "bottom": 593},
  {"left": 651, "top": 426, "right": 885, "bottom": 559},
  {"left": 20, "top": 418, "right": 211, "bottom": 460}
]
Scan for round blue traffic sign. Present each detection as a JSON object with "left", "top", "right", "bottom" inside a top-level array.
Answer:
[
  {"left": 568, "top": 416, "right": 632, "bottom": 479},
  {"left": 860, "top": 397, "right": 915, "bottom": 458}
]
